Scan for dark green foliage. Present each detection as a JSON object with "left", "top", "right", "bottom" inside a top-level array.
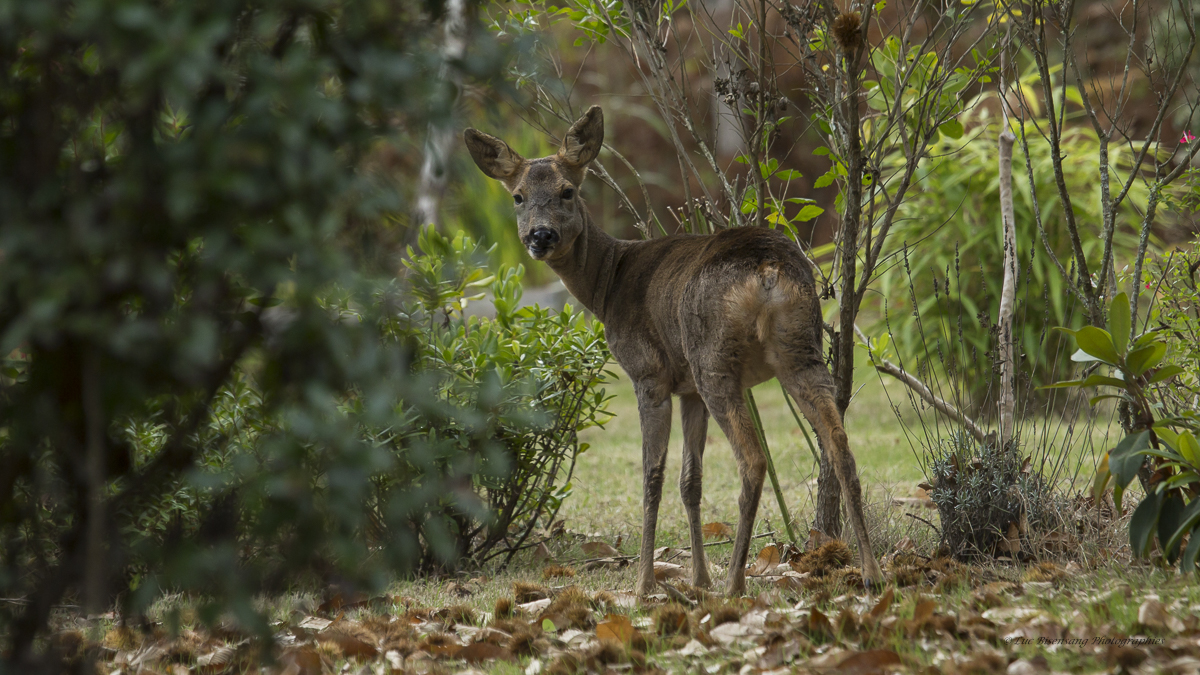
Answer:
[
  {"left": 0, "top": 0, "right": 523, "bottom": 667},
  {"left": 1046, "top": 292, "right": 1199, "bottom": 570}
]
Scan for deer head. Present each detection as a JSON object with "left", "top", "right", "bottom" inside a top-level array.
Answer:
[{"left": 464, "top": 106, "right": 604, "bottom": 262}]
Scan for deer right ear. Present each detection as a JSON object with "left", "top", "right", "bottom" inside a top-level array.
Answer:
[{"left": 464, "top": 129, "right": 525, "bottom": 186}]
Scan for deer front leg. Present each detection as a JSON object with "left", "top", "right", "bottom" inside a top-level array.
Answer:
[
  {"left": 679, "top": 393, "right": 712, "bottom": 588},
  {"left": 635, "top": 383, "right": 673, "bottom": 598}
]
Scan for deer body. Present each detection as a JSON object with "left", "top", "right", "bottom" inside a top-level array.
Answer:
[{"left": 465, "top": 107, "right": 883, "bottom": 596}]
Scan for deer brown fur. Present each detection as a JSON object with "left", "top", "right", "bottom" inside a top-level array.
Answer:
[{"left": 464, "top": 106, "right": 884, "bottom": 596}]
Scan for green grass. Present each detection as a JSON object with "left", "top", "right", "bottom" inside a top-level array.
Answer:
[{"left": 563, "top": 363, "right": 982, "bottom": 542}]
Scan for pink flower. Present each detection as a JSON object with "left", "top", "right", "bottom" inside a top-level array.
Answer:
[
  {"left": 1182, "top": 130, "right": 1198, "bottom": 143},
  {"left": 1146, "top": 283, "right": 1152, "bottom": 289}
]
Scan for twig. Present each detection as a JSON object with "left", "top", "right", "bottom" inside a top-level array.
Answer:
[
  {"left": 744, "top": 389, "right": 800, "bottom": 547},
  {"left": 905, "top": 512, "right": 942, "bottom": 536},
  {"left": 854, "top": 325, "right": 988, "bottom": 444},
  {"left": 657, "top": 581, "right": 697, "bottom": 607}
]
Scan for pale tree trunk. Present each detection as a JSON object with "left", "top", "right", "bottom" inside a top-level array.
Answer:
[
  {"left": 409, "top": 0, "right": 470, "bottom": 246},
  {"left": 997, "top": 130, "right": 1017, "bottom": 447},
  {"left": 997, "top": 27, "right": 1017, "bottom": 449}
]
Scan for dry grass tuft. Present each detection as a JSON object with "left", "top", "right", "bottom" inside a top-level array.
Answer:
[
  {"left": 587, "top": 638, "right": 627, "bottom": 665},
  {"left": 438, "top": 604, "right": 477, "bottom": 626},
  {"left": 653, "top": 603, "right": 690, "bottom": 636},
  {"left": 543, "top": 565, "right": 576, "bottom": 579},
  {"left": 546, "top": 653, "right": 581, "bottom": 675},
  {"left": 102, "top": 626, "right": 140, "bottom": 651},
  {"left": 507, "top": 627, "right": 541, "bottom": 656},
  {"left": 697, "top": 600, "right": 742, "bottom": 627},
  {"left": 493, "top": 597, "right": 514, "bottom": 619},
  {"left": 793, "top": 540, "right": 853, "bottom": 576},
  {"left": 591, "top": 590, "right": 616, "bottom": 609},
  {"left": 1022, "top": 561, "right": 1069, "bottom": 583},
  {"left": 514, "top": 581, "right": 550, "bottom": 603}
]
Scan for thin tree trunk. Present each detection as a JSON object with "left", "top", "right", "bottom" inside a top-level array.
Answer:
[
  {"left": 997, "top": 129, "right": 1017, "bottom": 447},
  {"left": 83, "top": 350, "right": 106, "bottom": 614},
  {"left": 409, "top": 0, "right": 470, "bottom": 247}
]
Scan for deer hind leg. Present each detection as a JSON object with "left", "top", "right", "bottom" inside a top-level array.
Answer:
[
  {"left": 693, "top": 374, "right": 766, "bottom": 597},
  {"left": 679, "top": 393, "right": 712, "bottom": 588},
  {"left": 779, "top": 365, "right": 885, "bottom": 589},
  {"left": 634, "top": 381, "right": 673, "bottom": 597}
]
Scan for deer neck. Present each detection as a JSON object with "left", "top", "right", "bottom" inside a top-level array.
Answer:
[{"left": 545, "top": 207, "right": 622, "bottom": 322}]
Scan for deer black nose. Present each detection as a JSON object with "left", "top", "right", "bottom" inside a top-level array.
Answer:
[{"left": 530, "top": 229, "right": 559, "bottom": 248}]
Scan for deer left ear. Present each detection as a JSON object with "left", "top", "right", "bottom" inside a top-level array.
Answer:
[{"left": 558, "top": 106, "right": 604, "bottom": 182}]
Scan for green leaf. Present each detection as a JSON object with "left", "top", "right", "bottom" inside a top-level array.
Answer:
[
  {"left": 1038, "top": 379, "right": 1086, "bottom": 390},
  {"left": 1110, "top": 431, "right": 1150, "bottom": 489},
  {"left": 1147, "top": 365, "right": 1185, "bottom": 384},
  {"left": 542, "top": 618, "right": 557, "bottom": 632},
  {"left": 1078, "top": 373, "right": 1128, "bottom": 389},
  {"left": 1108, "top": 292, "right": 1130, "bottom": 357},
  {"left": 938, "top": 119, "right": 964, "bottom": 139},
  {"left": 1070, "top": 348, "right": 1103, "bottom": 363},
  {"left": 1159, "top": 493, "right": 1186, "bottom": 563},
  {"left": 1178, "top": 432, "right": 1200, "bottom": 466},
  {"left": 795, "top": 205, "right": 824, "bottom": 222},
  {"left": 1089, "top": 394, "right": 1127, "bottom": 406},
  {"left": 1092, "top": 453, "right": 1112, "bottom": 505},
  {"left": 1074, "top": 326, "right": 1120, "bottom": 365},
  {"left": 1130, "top": 490, "right": 1163, "bottom": 557},
  {"left": 1183, "top": 524, "right": 1200, "bottom": 573},
  {"left": 1126, "top": 342, "right": 1166, "bottom": 377}
]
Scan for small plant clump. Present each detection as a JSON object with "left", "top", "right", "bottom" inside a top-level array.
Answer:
[{"left": 927, "top": 432, "right": 1053, "bottom": 559}]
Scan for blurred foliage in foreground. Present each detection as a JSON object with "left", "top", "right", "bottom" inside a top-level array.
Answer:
[{"left": 0, "top": 0, "right": 609, "bottom": 669}]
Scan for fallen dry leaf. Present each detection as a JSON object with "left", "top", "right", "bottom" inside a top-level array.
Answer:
[
  {"left": 319, "top": 628, "right": 378, "bottom": 660},
  {"left": 296, "top": 616, "right": 333, "bottom": 632},
  {"left": 868, "top": 588, "right": 894, "bottom": 621},
  {"left": 748, "top": 545, "right": 781, "bottom": 576},
  {"left": 912, "top": 599, "right": 936, "bottom": 624},
  {"left": 1137, "top": 599, "right": 1186, "bottom": 633},
  {"left": 703, "top": 522, "right": 734, "bottom": 539},
  {"left": 457, "top": 642, "right": 515, "bottom": 664},
  {"left": 596, "top": 614, "right": 636, "bottom": 644},
  {"left": 806, "top": 529, "right": 832, "bottom": 552},
  {"left": 654, "top": 561, "right": 686, "bottom": 580},
  {"left": 581, "top": 541, "right": 620, "bottom": 557},
  {"left": 318, "top": 588, "right": 370, "bottom": 614},
  {"left": 277, "top": 646, "right": 325, "bottom": 675},
  {"left": 834, "top": 649, "right": 902, "bottom": 675}
]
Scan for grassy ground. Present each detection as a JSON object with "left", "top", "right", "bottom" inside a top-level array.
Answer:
[
  {"left": 559, "top": 365, "right": 931, "bottom": 545},
  {"left": 75, "top": 363, "right": 1186, "bottom": 675}
]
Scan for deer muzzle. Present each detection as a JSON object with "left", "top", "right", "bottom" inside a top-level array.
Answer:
[{"left": 525, "top": 228, "right": 560, "bottom": 259}]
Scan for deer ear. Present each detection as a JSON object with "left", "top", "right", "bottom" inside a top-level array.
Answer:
[
  {"left": 557, "top": 106, "right": 604, "bottom": 177},
  {"left": 464, "top": 129, "right": 525, "bottom": 186}
]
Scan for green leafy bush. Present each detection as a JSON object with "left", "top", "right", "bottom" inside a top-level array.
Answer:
[
  {"left": 1047, "top": 292, "right": 1199, "bottom": 568},
  {"left": 376, "top": 227, "right": 613, "bottom": 565},
  {"left": 118, "top": 228, "right": 612, "bottom": 579}
]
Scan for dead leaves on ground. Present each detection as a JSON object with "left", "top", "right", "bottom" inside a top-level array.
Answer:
[{"left": 55, "top": 541, "right": 1200, "bottom": 675}]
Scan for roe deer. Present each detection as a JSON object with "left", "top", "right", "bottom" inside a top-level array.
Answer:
[{"left": 464, "top": 106, "right": 884, "bottom": 596}]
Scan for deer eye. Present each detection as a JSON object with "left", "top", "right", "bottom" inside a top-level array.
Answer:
[
  {"left": 513, "top": 194, "right": 523, "bottom": 205},
  {"left": 561, "top": 187, "right": 575, "bottom": 200}
]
